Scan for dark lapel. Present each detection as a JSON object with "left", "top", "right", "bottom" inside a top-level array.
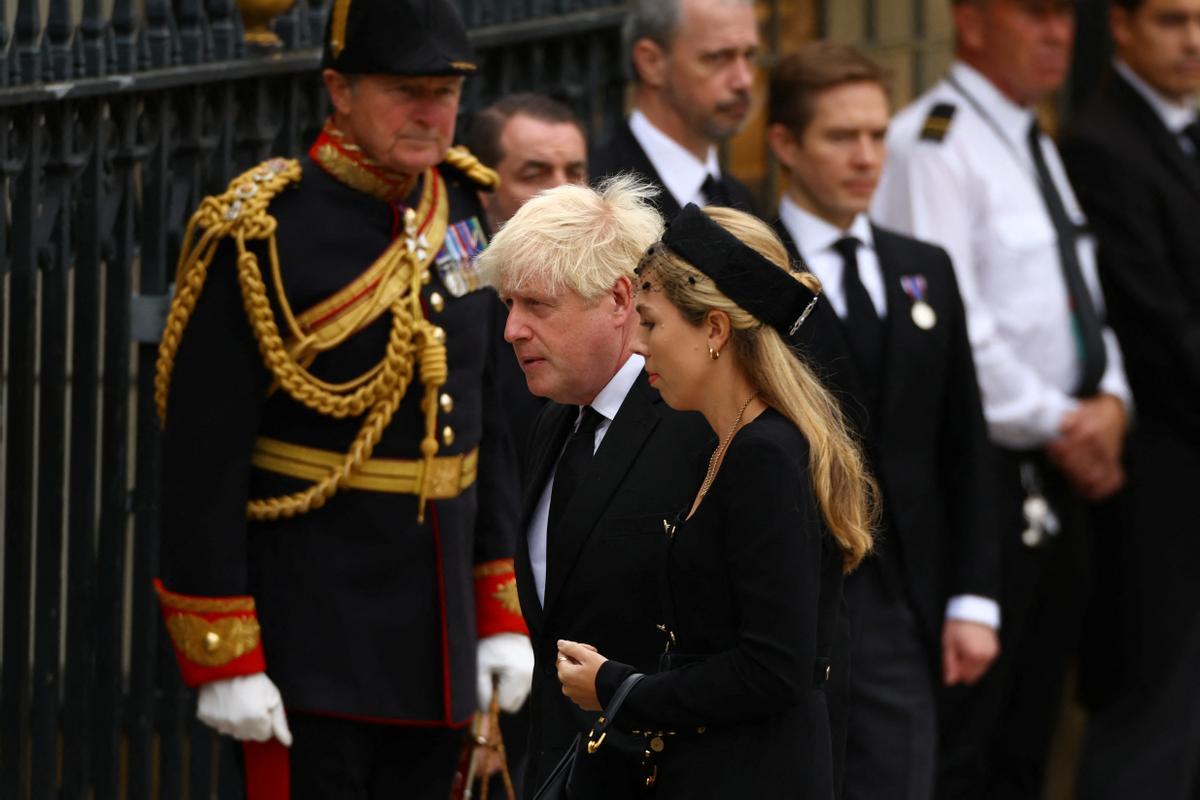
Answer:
[
  {"left": 541, "top": 374, "right": 662, "bottom": 619},
  {"left": 1111, "top": 71, "right": 1200, "bottom": 202},
  {"left": 773, "top": 218, "right": 872, "bottom": 433},
  {"left": 515, "top": 403, "right": 575, "bottom": 636},
  {"left": 874, "top": 227, "right": 931, "bottom": 437},
  {"left": 600, "top": 121, "right": 683, "bottom": 220}
]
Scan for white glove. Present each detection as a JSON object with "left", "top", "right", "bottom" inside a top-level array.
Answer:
[
  {"left": 196, "top": 673, "right": 293, "bottom": 746},
  {"left": 476, "top": 633, "right": 534, "bottom": 713}
]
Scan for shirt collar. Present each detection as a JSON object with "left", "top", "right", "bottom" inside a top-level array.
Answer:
[
  {"left": 778, "top": 194, "right": 874, "bottom": 265},
  {"left": 949, "top": 60, "right": 1038, "bottom": 150},
  {"left": 629, "top": 109, "right": 721, "bottom": 206},
  {"left": 588, "top": 353, "right": 646, "bottom": 423},
  {"left": 1114, "top": 59, "right": 1199, "bottom": 135}
]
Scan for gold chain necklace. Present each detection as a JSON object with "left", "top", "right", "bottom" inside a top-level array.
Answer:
[{"left": 697, "top": 393, "right": 758, "bottom": 500}]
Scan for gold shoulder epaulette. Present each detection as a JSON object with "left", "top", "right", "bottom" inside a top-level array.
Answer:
[
  {"left": 442, "top": 145, "right": 500, "bottom": 189},
  {"left": 155, "top": 157, "right": 302, "bottom": 424},
  {"left": 920, "top": 103, "right": 957, "bottom": 143}
]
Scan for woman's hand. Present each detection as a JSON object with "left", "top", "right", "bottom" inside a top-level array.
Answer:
[{"left": 555, "top": 640, "right": 606, "bottom": 711}]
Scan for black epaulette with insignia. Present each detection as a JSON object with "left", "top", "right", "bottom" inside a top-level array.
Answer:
[{"left": 920, "top": 103, "right": 957, "bottom": 143}]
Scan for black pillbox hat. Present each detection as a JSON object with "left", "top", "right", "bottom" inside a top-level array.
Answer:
[{"left": 322, "top": 0, "right": 477, "bottom": 77}]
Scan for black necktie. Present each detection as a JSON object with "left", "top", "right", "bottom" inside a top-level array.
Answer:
[
  {"left": 1027, "top": 120, "right": 1107, "bottom": 397},
  {"left": 701, "top": 173, "right": 732, "bottom": 207},
  {"left": 1182, "top": 120, "right": 1200, "bottom": 164},
  {"left": 547, "top": 406, "right": 603, "bottom": 538},
  {"left": 833, "top": 236, "right": 884, "bottom": 389}
]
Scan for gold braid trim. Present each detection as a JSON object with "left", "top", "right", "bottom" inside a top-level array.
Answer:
[
  {"left": 443, "top": 146, "right": 500, "bottom": 189},
  {"left": 154, "top": 160, "right": 451, "bottom": 523}
]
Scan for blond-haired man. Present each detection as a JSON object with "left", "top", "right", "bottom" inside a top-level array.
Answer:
[{"left": 478, "top": 177, "right": 710, "bottom": 798}]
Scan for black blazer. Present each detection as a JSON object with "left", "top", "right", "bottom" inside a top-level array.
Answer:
[
  {"left": 589, "top": 118, "right": 759, "bottom": 221},
  {"left": 517, "top": 373, "right": 711, "bottom": 798},
  {"left": 594, "top": 410, "right": 844, "bottom": 799},
  {"left": 775, "top": 221, "right": 1000, "bottom": 648},
  {"left": 1061, "top": 71, "right": 1200, "bottom": 446}
]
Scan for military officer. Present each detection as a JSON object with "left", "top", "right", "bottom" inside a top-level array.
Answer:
[{"left": 151, "top": 1, "right": 532, "bottom": 796}]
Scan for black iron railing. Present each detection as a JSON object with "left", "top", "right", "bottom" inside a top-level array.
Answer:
[{"left": 0, "top": 2, "right": 626, "bottom": 797}]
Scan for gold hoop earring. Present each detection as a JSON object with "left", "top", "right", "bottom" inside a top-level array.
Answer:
[{"left": 708, "top": 345, "right": 720, "bottom": 361}]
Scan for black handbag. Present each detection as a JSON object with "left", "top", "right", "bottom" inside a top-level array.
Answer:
[{"left": 531, "top": 672, "right": 646, "bottom": 800}]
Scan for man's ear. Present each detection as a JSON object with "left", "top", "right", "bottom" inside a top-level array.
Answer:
[
  {"left": 1108, "top": 5, "right": 1132, "bottom": 51},
  {"left": 611, "top": 276, "right": 635, "bottom": 323},
  {"left": 952, "top": 2, "right": 986, "bottom": 54},
  {"left": 632, "top": 38, "right": 668, "bottom": 89},
  {"left": 766, "top": 123, "right": 800, "bottom": 172},
  {"left": 323, "top": 69, "right": 354, "bottom": 116},
  {"left": 706, "top": 309, "right": 731, "bottom": 353}
]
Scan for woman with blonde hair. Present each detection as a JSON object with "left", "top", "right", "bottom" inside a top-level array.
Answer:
[{"left": 555, "top": 203, "right": 876, "bottom": 798}]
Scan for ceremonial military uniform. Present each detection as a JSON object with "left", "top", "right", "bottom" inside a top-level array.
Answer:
[{"left": 152, "top": 0, "right": 526, "bottom": 795}]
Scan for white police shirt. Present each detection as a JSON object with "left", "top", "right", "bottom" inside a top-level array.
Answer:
[{"left": 873, "top": 60, "right": 1131, "bottom": 450}]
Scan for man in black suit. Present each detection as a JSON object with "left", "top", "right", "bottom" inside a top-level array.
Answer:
[
  {"left": 1060, "top": 1, "right": 1200, "bottom": 796},
  {"left": 476, "top": 176, "right": 710, "bottom": 798},
  {"left": 589, "top": 0, "right": 759, "bottom": 219},
  {"left": 766, "top": 43, "right": 1001, "bottom": 800}
]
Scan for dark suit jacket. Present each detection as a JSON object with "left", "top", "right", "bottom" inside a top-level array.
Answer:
[
  {"left": 589, "top": 118, "right": 759, "bottom": 221},
  {"left": 775, "top": 221, "right": 1000, "bottom": 650},
  {"left": 1061, "top": 70, "right": 1200, "bottom": 708},
  {"left": 517, "top": 372, "right": 710, "bottom": 798},
  {"left": 1061, "top": 72, "right": 1200, "bottom": 447}
]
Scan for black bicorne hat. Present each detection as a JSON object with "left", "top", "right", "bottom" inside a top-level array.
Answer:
[
  {"left": 660, "top": 204, "right": 819, "bottom": 338},
  {"left": 322, "top": 0, "right": 477, "bottom": 77}
]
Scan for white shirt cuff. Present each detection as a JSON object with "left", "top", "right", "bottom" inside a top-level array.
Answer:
[{"left": 945, "top": 594, "right": 1001, "bottom": 630}]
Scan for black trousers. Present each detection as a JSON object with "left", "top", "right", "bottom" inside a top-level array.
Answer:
[
  {"left": 288, "top": 713, "right": 464, "bottom": 799},
  {"left": 843, "top": 558, "right": 937, "bottom": 800},
  {"left": 1077, "top": 422, "right": 1200, "bottom": 799},
  {"left": 936, "top": 450, "right": 1092, "bottom": 800}
]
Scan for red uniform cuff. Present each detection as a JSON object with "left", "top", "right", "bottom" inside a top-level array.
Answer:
[
  {"left": 473, "top": 559, "right": 528, "bottom": 638},
  {"left": 154, "top": 579, "right": 267, "bottom": 688}
]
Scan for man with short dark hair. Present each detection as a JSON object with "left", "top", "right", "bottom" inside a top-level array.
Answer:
[
  {"left": 1060, "top": 1, "right": 1200, "bottom": 796},
  {"left": 873, "top": 1, "right": 1133, "bottom": 797},
  {"left": 767, "top": 42, "right": 1000, "bottom": 800},
  {"left": 590, "top": 0, "right": 759, "bottom": 219},
  {"left": 466, "top": 93, "right": 588, "bottom": 230}
]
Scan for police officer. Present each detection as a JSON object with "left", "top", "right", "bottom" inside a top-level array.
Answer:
[
  {"left": 152, "top": 1, "right": 532, "bottom": 796},
  {"left": 873, "top": 1, "right": 1132, "bottom": 797}
]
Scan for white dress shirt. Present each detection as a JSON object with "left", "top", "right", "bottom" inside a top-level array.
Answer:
[
  {"left": 628, "top": 109, "right": 724, "bottom": 209},
  {"left": 778, "top": 198, "right": 887, "bottom": 318},
  {"left": 1114, "top": 59, "right": 1200, "bottom": 156},
  {"left": 778, "top": 199, "right": 1000, "bottom": 630},
  {"left": 873, "top": 60, "right": 1131, "bottom": 450},
  {"left": 527, "top": 354, "right": 646, "bottom": 606}
]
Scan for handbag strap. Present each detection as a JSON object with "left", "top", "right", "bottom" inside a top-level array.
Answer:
[{"left": 585, "top": 672, "right": 645, "bottom": 754}]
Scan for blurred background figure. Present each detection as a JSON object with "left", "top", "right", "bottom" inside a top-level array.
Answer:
[
  {"left": 1060, "top": 1, "right": 1200, "bottom": 797},
  {"left": 873, "top": 1, "right": 1132, "bottom": 797},
  {"left": 590, "top": 0, "right": 760, "bottom": 218},
  {"left": 767, "top": 42, "right": 1000, "bottom": 800},
  {"left": 467, "top": 92, "right": 588, "bottom": 231}
]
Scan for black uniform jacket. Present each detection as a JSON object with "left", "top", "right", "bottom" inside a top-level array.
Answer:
[
  {"left": 595, "top": 409, "right": 844, "bottom": 800},
  {"left": 517, "top": 374, "right": 710, "bottom": 798},
  {"left": 1061, "top": 71, "right": 1200, "bottom": 698},
  {"left": 776, "top": 221, "right": 1000, "bottom": 651},
  {"left": 588, "top": 118, "right": 758, "bottom": 221},
  {"left": 160, "top": 154, "right": 520, "bottom": 725},
  {"left": 1062, "top": 72, "right": 1200, "bottom": 447}
]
